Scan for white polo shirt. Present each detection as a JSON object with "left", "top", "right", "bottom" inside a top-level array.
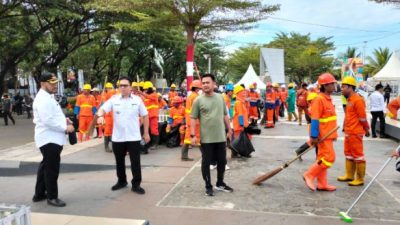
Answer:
[
  {"left": 101, "top": 94, "right": 148, "bottom": 142},
  {"left": 33, "top": 89, "right": 67, "bottom": 148}
]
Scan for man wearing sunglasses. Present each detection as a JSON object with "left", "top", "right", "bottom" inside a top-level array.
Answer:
[
  {"left": 32, "top": 72, "right": 75, "bottom": 207},
  {"left": 97, "top": 76, "right": 150, "bottom": 194}
]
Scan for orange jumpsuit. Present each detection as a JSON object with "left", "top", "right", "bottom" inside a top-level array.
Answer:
[
  {"left": 144, "top": 92, "right": 159, "bottom": 136},
  {"left": 264, "top": 90, "right": 277, "bottom": 128},
  {"left": 102, "top": 90, "right": 115, "bottom": 137},
  {"left": 310, "top": 93, "right": 338, "bottom": 166},
  {"left": 159, "top": 98, "right": 167, "bottom": 109},
  {"left": 169, "top": 105, "right": 186, "bottom": 145},
  {"left": 387, "top": 96, "right": 400, "bottom": 119},
  {"left": 281, "top": 90, "right": 288, "bottom": 109},
  {"left": 75, "top": 94, "right": 96, "bottom": 141},
  {"left": 183, "top": 92, "right": 200, "bottom": 145},
  {"left": 168, "top": 91, "right": 178, "bottom": 107},
  {"left": 248, "top": 91, "right": 260, "bottom": 120},
  {"left": 233, "top": 94, "right": 249, "bottom": 138},
  {"left": 344, "top": 94, "right": 369, "bottom": 162},
  {"left": 223, "top": 93, "right": 231, "bottom": 111}
]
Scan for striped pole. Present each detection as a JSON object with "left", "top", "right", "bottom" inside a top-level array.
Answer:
[{"left": 186, "top": 43, "right": 194, "bottom": 91}]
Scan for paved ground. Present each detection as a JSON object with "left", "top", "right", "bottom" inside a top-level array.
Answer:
[
  {"left": 1, "top": 96, "right": 400, "bottom": 225},
  {"left": 0, "top": 114, "right": 35, "bottom": 150}
]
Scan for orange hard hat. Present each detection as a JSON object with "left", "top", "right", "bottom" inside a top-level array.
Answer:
[
  {"left": 191, "top": 80, "right": 202, "bottom": 89},
  {"left": 318, "top": 73, "right": 337, "bottom": 85},
  {"left": 172, "top": 96, "right": 183, "bottom": 104}
]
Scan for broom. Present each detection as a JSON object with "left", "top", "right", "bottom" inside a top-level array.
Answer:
[{"left": 253, "top": 126, "right": 339, "bottom": 185}]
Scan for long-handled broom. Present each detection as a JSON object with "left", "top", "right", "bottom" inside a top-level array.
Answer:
[
  {"left": 339, "top": 144, "right": 400, "bottom": 223},
  {"left": 253, "top": 126, "right": 339, "bottom": 185}
]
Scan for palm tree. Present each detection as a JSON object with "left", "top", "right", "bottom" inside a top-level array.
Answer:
[
  {"left": 365, "top": 47, "right": 392, "bottom": 76},
  {"left": 341, "top": 46, "right": 361, "bottom": 59}
]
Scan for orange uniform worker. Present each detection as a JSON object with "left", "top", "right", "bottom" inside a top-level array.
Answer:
[
  {"left": 167, "top": 96, "right": 186, "bottom": 146},
  {"left": 337, "top": 77, "right": 370, "bottom": 186},
  {"left": 303, "top": 73, "right": 338, "bottom": 192},
  {"left": 273, "top": 83, "right": 281, "bottom": 122},
  {"left": 92, "top": 88, "right": 103, "bottom": 138},
  {"left": 168, "top": 84, "right": 178, "bottom": 107},
  {"left": 102, "top": 82, "right": 116, "bottom": 152},
  {"left": 387, "top": 96, "right": 400, "bottom": 120},
  {"left": 232, "top": 86, "right": 249, "bottom": 138},
  {"left": 223, "top": 83, "right": 234, "bottom": 118},
  {"left": 74, "top": 84, "right": 97, "bottom": 142},
  {"left": 158, "top": 93, "right": 167, "bottom": 109},
  {"left": 248, "top": 84, "right": 260, "bottom": 124},
  {"left": 280, "top": 85, "right": 288, "bottom": 110},
  {"left": 264, "top": 82, "right": 277, "bottom": 128},
  {"left": 142, "top": 81, "right": 159, "bottom": 149},
  {"left": 181, "top": 80, "right": 202, "bottom": 161},
  {"left": 296, "top": 83, "right": 309, "bottom": 126}
]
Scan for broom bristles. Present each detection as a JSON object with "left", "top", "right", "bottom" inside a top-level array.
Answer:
[{"left": 253, "top": 167, "right": 283, "bottom": 185}]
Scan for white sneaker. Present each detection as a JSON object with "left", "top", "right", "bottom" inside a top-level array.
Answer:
[
  {"left": 210, "top": 165, "right": 217, "bottom": 170},
  {"left": 225, "top": 165, "right": 230, "bottom": 170}
]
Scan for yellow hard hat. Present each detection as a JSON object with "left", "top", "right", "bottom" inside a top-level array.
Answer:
[
  {"left": 233, "top": 85, "right": 244, "bottom": 95},
  {"left": 273, "top": 83, "right": 279, "bottom": 88},
  {"left": 83, "top": 84, "right": 91, "bottom": 90},
  {"left": 105, "top": 82, "right": 113, "bottom": 89},
  {"left": 249, "top": 84, "right": 255, "bottom": 89},
  {"left": 170, "top": 84, "right": 176, "bottom": 88},
  {"left": 139, "top": 81, "right": 144, "bottom": 88},
  {"left": 342, "top": 76, "right": 357, "bottom": 87},
  {"left": 143, "top": 81, "right": 153, "bottom": 89},
  {"left": 307, "top": 92, "right": 318, "bottom": 101},
  {"left": 131, "top": 82, "right": 139, "bottom": 87},
  {"left": 288, "top": 83, "right": 295, "bottom": 88}
]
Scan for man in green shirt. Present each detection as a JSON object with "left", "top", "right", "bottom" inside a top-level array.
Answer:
[{"left": 190, "top": 74, "right": 233, "bottom": 196}]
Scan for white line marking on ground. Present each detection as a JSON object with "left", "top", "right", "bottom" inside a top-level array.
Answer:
[
  {"left": 156, "top": 159, "right": 201, "bottom": 207},
  {"left": 254, "top": 135, "right": 393, "bottom": 142}
]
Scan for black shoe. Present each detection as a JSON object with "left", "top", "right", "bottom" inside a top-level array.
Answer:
[
  {"left": 47, "top": 198, "right": 66, "bottom": 207},
  {"left": 131, "top": 186, "right": 145, "bottom": 194},
  {"left": 111, "top": 181, "right": 128, "bottom": 191},
  {"left": 205, "top": 187, "right": 214, "bottom": 196},
  {"left": 372, "top": 135, "right": 377, "bottom": 138},
  {"left": 32, "top": 194, "right": 47, "bottom": 202},
  {"left": 215, "top": 183, "right": 234, "bottom": 193},
  {"left": 181, "top": 157, "right": 194, "bottom": 161}
]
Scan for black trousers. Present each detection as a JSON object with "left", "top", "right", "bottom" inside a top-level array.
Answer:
[
  {"left": 200, "top": 142, "right": 227, "bottom": 189},
  {"left": 3, "top": 111, "right": 15, "bottom": 125},
  {"left": 112, "top": 141, "right": 142, "bottom": 187},
  {"left": 371, "top": 111, "right": 385, "bottom": 136},
  {"left": 34, "top": 143, "right": 63, "bottom": 199},
  {"left": 384, "top": 95, "right": 390, "bottom": 105}
]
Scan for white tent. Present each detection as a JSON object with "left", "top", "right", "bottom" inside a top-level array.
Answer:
[
  {"left": 371, "top": 51, "right": 400, "bottom": 81},
  {"left": 235, "top": 64, "right": 266, "bottom": 89}
]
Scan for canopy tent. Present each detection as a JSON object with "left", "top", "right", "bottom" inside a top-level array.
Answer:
[
  {"left": 371, "top": 51, "right": 400, "bottom": 81},
  {"left": 235, "top": 64, "right": 266, "bottom": 89}
]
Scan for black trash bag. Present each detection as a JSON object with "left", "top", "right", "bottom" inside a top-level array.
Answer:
[
  {"left": 279, "top": 102, "right": 285, "bottom": 117},
  {"left": 244, "top": 124, "right": 261, "bottom": 135},
  {"left": 68, "top": 132, "right": 77, "bottom": 145},
  {"left": 166, "top": 125, "right": 181, "bottom": 148},
  {"left": 229, "top": 131, "right": 255, "bottom": 157},
  {"left": 158, "top": 121, "right": 168, "bottom": 144}
]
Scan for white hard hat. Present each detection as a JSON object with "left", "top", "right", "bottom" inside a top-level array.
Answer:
[
  {"left": 307, "top": 84, "right": 315, "bottom": 90},
  {"left": 91, "top": 87, "right": 100, "bottom": 92},
  {"left": 281, "top": 84, "right": 286, "bottom": 88}
]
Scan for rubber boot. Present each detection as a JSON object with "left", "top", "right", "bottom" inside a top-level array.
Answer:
[
  {"left": 288, "top": 113, "right": 292, "bottom": 122},
  {"left": 348, "top": 162, "right": 365, "bottom": 186},
  {"left": 303, "top": 162, "right": 323, "bottom": 191},
  {"left": 337, "top": 159, "right": 355, "bottom": 182},
  {"left": 78, "top": 133, "right": 83, "bottom": 142},
  {"left": 293, "top": 112, "right": 298, "bottom": 122},
  {"left": 104, "top": 136, "right": 112, "bottom": 152},
  {"left": 181, "top": 144, "right": 193, "bottom": 161},
  {"left": 316, "top": 166, "right": 336, "bottom": 191}
]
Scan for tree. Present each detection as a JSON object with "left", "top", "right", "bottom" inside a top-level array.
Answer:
[
  {"left": 226, "top": 44, "right": 261, "bottom": 81},
  {"left": 364, "top": 47, "right": 392, "bottom": 76},
  {"left": 89, "top": 0, "right": 279, "bottom": 89},
  {"left": 340, "top": 47, "right": 361, "bottom": 59},
  {"left": 265, "top": 32, "right": 335, "bottom": 84}
]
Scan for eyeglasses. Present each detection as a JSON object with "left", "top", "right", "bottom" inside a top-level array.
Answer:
[{"left": 119, "top": 84, "right": 129, "bottom": 88}]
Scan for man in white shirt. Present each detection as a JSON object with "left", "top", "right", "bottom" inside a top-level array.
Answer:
[
  {"left": 369, "top": 83, "right": 386, "bottom": 138},
  {"left": 97, "top": 77, "right": 150, "bottom": 194},
  {"left": 32, "top": 72, "right": 75, "bottom": 207}
]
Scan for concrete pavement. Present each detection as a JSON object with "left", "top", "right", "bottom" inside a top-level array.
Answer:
[{"left": 1, "top": 96, "right": 400, "bottom": 225}]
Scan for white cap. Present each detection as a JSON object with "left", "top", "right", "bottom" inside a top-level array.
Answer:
[
  {"left": 91, "top": 88, "right": 100, "bottom": 92},
  {"left": 281, "top": 84, "right": 286, "bottom": 88}
]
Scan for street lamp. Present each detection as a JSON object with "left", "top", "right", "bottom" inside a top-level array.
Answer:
[{"left": 203, "top": 54, "right": 211, "bottom": 74}]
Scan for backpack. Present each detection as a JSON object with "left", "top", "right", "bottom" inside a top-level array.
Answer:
[{"left": 297, "top": 90, "right": 308, "bottom": 107}]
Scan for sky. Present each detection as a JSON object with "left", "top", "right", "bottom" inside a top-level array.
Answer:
[{"left": 216, "top": 0, "right": 400, "bottom": 58}]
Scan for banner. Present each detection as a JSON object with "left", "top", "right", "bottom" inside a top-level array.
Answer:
[
  {"left": 78, "top": 69, "right": 84, "bottom": 91},
  {"left": 57, "top": 69, "right": 64, "bottom": 96},
  {"left": 28, "top": 75, "right": 38, "bottom": 98}
]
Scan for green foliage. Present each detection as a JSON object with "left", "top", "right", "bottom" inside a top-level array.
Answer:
[
  {"left": 364, "top": 47, "right": 392, "bottom": 76},
  {"left": 226, "top": 44, "right": 261, "bottom": 81}
]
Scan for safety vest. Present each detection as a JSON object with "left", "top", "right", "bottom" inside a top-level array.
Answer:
[
  {"left": 168, "top": 91, "right": 178, "bottom": 106},
  {"left": 248, "top": 91, "right": 259, "bottom": 107},
  {"left": 265, "top": 90, "right": 276, "bottom": 109},
  {"left": 280, "top": 90, "right": 288, "bottom": 102},
  {"left": 233, "top": 97, "right": 249, "bottom": 132},
  {"left": 185, "top": 92, "right": 199, "bottom": 116},
  {"left": 76, "top": 94, "right": 96, "bottom": 117},
  {"left": 170, "top": 105, "right": 185, "bottom": 126},
  {"left": 344, "top": 94, "right": 367, "bottom": 135},
  {"left": 310, "top": 93, "right": 338, "bottom": 140},
  {"left": 144, "top": 92, "right": 159, "bottom": 118}
]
